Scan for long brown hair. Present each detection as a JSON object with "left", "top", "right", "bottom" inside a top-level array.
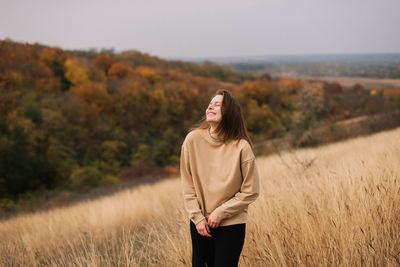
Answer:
[{"left": 192, "top": 89, "right": 253, "bottom": 148}]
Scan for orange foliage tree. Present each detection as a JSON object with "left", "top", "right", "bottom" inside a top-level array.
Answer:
[
  {"left": 71, "top": 82, "right": 111, "bottom": 113},
  {"left": 93, "top": 54, "right": 114, "bottom": 74},
  {"left": 108, "top": 63, "right": 134, "bottom": 79},
  {"left": 134, "top": 66, "right": 159, "bottom": 84}
]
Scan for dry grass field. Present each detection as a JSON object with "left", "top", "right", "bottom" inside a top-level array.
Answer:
[{"left": 1, "top": 127, "right": 400, "bottom": 266}]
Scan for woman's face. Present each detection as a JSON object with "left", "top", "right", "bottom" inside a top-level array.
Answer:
[{"left": 206, "top": 94, "right": 223, "bottom": 124}]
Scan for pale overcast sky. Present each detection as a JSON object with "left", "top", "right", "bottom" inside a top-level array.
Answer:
[{"left": 1, "top": 0, "right": 399, "bottom": 59}]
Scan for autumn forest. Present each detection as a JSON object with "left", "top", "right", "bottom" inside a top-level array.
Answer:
[{"left": 1, "top": 39, "right": 400, "bottom": 214}]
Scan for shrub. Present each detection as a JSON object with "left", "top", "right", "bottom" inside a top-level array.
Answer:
[{"left": 68, "top": 166, "right": 119, "bottom": 192}]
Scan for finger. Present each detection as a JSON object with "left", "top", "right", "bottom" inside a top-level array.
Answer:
[
  {"left": 200, "top": 229, "right": 211, "bottom": 237},
  {"left": 197, "top": 226, "right": 205, "bottom": 235},
  {"left": 203, "top": 229, "right": 212, "bottom": 237},
  {"left": 205, "top": 223, "right": 210, "bottom": 233},
  {"left": 203, "top": 225, "right": 211, "bottom": 237},
  {"left": 210, "top": 221, "right": 215, "bottom": 228}
]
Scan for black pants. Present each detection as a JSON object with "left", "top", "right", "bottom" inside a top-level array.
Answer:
[{"left": 190, "top": 220, "right": 246, "bottom": 267}]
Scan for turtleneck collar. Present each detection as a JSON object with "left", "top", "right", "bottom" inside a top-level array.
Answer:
[{"left": 201, "top": 127, "right": 225, "bottom": 145}]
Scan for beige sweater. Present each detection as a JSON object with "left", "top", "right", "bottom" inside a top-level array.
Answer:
[{"left": 180, "top": 128, "right": 260, "bottom": 227}]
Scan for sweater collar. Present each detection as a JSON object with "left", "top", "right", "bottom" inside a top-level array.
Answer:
[{"left": 201, "top": 127, "right": 225, "bottom": 145}]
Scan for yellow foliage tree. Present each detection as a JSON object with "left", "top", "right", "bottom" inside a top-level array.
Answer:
[
  {"left": 246, "top": 98, "right": 280, "bottom": 136},
  {"left": 135, "top": 66, "right": 159, "bottom": 84},
  {"left": 64, "top": 58, "right": 89, "bottom": 86}
]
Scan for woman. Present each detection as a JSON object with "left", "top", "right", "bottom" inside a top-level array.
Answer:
[{"left": 180, "top": 89, "right": 260, "bottom": 266}]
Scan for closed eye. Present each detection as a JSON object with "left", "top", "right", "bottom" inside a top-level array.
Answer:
[{"left": 209, "top": 102, "right": 221, "bottom": 106}]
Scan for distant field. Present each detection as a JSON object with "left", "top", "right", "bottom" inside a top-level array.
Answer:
[
  {"left": 277, "top": 75, "right": 400, "bottom": 89},
  {"left": 1, "top": 128, "right": 399, "bottom": 266}
]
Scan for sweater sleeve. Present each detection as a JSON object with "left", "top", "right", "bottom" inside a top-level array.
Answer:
[
  {"left": 180, "top": 144, "right": 206, "bottom": 225},
  {"left": 213, "top": 158, "right": 260, "bottom": 220}
]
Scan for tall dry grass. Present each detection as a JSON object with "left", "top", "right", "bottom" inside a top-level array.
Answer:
[{"left": 1, "top": 127, "right": 400, "bottom": 266}]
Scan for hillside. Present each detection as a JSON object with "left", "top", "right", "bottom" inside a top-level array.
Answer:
[
  {"left": 1, "top": 39, "right": 400, "bottom": 215},
  {"left": 1, "top": 127, "right": 399, "bottom": 266}
]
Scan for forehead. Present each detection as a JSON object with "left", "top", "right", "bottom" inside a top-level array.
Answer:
[{"left": 210, "top": 94, "right": 223, "bottom": 103}]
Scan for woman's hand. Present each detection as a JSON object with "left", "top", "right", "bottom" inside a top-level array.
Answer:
[
  {"left": 207, "top": 211, "right": 221, "bottom": 228},
  {"left": 196, "top": 218, "right": 212, "bottom": 237}
]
